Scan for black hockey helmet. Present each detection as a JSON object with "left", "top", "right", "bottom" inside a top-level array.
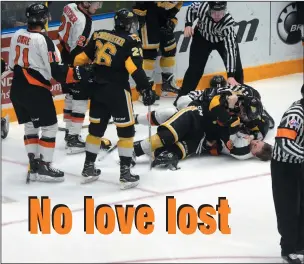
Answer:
[
  {"left": 210, "top": 75, "right": 227, "bottom": 88},
  {"left": 241, "top": 96, "right": 263, "bottom": 120},
  {"left": 209, "top": 1, "right": 227, "bottom": 11},
  {"left": 25, "top": 3, "right": 49, "bottom": 28},
  {"left": 301, "top": 84, "right": 304, "bottom": 98},
  {"left": 114, "top": 8, "right": 139, "bottom": 34}
]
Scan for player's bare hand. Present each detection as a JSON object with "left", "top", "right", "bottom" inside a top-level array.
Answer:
[
  {"left": 184, "top": 26, "right": 194, "bottom": 38},
  {"left": 227, "top": 77, "right": 239, "bottom": 86}
]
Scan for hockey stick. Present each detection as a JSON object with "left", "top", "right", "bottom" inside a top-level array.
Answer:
[
  {"left": 97, "top": 144, "right": 117, "bottom": 162},
  {"left": 147, "top": 104, "right": 153, "bottom": 170}
]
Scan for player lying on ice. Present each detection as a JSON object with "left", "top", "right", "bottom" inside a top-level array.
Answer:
[{"left": 132, "top": 76, "right": 273, "bottom": 169}]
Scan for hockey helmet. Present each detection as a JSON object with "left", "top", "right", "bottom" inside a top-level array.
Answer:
[
  {"left": 25, "top": 3, "right": 49, "bottom": 28},
  {"left": 241, "top": 96, "right": 263, "bottom": 121},
  {"left": 114, "top": 8, "right": 139, "bottom": 34},
  {"left": 301, "top": 84, "right": 304, "bottom": 98},
  {"left": 210, "top": 75, "right": 227, "bottom": 88},
  {"left": 209, "top": 1, "right": 227, "bottom": 22},
  {"left": 209, "top": 1, "right": 227, "bottom": 11}
]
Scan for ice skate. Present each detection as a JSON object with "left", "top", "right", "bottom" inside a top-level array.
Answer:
[
  {"left": 36, "top": 160, "right": 64, "bottom": 182},
  {"left": 81, "top": 161, "right": 101, "bottom": 184},
  {"left": 66, "top": 134, "right": 85, "bottom": 154},
  {"left": 120, "top": 165, "right": 139, "bottom": 190},
  {"left": 161, "top": 73, "right": 180, "bottom": 94},
  {"left": 26, "top": 153, "right": 39, "bottom": 183}
]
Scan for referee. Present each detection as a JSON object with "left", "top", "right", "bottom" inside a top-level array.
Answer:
[
  {"left": 271, "top": 84, "right": 304, "bottom": 263},
  {"left": 176, "top": 1, "right": 244, "bottom": 99}
]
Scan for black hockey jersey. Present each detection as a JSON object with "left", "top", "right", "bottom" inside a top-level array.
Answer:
[
  {"left": 133, "top": 1, "right": 183, "bottom": 27},
  {"left": 74, "top": 29, "right": 151, "bottom": 92}
]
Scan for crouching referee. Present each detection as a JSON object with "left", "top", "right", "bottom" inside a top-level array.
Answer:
[{"left": 271, "top": 84, "right": 304, "bottom": 263}]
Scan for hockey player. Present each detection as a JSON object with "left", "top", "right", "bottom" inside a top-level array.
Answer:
[
  {"left": 133, "top": 1, "right": 183, "bottom": 94},
  {"left": 9, "top": 3, "right": 92, "bottom": 183},
  {"left": 209, "top": 75, "right": 275, "bottom": 129},
  {"left": 1, "top": 58, "right": 9, "bottom": 140},
  {"left": 134, "top": 125, "right": 272, "bottom": 170},
  {"left": 133, "top": 103, "right": 272, "bottom": 169},
  {"left": 73, "top": 9, "right": 156, "bottom": 188},
  {"left": 58, "top": 1, "right": 110, "bottom": 154}
]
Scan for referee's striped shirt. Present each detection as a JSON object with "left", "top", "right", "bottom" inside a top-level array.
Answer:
[
  {"left": 185, "top": 1, "right": 237, "bottom": 75},
  {"left": 272, "top": 100, "right": 304, "bottom": 163}
]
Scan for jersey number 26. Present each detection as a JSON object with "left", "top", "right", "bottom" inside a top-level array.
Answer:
[{"left": 94, "top": 40, "right": 117, "bottom": 67}]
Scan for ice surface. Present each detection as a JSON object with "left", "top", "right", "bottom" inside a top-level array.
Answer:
[{"left": 1, "top": 73, "right": 303, "bottom": 263}]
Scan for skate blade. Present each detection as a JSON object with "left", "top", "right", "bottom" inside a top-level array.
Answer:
[
  {"left": 120, "top": 181, "right": 139, "bottom": 190},
  {"left": 66, "top": 148, "right": 85, "bottom": 155},
  {"left": 36, "top": 175, "right": 65, "bottom": 182},
  {"left": 167, "top": 164, "right": 181, "bottom": 171},
  {"left": 81, "top": 175, "right": 99, "bottom": 184},
  {"left": 29, "top": 172, "right": 37, "bottom": 181}
]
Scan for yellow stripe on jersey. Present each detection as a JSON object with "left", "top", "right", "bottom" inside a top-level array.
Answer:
[
  {"left": 125, "top": 56, "right": 137, "bottom": 75},
  {"left": 74, "top": 52, "right": 91, "bottom": 66}
]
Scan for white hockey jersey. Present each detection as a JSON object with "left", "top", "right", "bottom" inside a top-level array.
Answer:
[
  {"left": 58, "top": 3, "right": 94, "bottom": 53},
  {"left": 9, "top": 28, "right": 62, "bottom": 82},
  {"left": 221, "top": 132, "right": 254, "bottom": 160}
]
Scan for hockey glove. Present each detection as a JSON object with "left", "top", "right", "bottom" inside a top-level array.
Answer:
[
  {"left": 160, "top": 18, "right": 177, "bottom": 35},
  {"left": 141, "top": 89, "right": 156, "bottom": 106},
  {"left": 73, "top": 64, "right": 95, "bottom": 82}
]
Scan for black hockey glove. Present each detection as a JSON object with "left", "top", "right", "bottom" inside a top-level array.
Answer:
[
  {"left": 73, "top": 64, "right": 95, "bottom": 83},
  {"left": 141, "top": 89, "right": 156, "bottom": 106},
  {"left": 160, "top": 18, "right": 176, "bottom": 35}
]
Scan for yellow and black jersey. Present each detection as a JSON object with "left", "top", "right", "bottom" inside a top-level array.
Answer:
[
  {"left": 206, "top": 93, "right": 240, "bottom": 134},
  {"left": 133, "top": 1, "right": 183, "bottom": 27},
  {"left": 74, "top": 29, "right": 150, "bottom": 92}
]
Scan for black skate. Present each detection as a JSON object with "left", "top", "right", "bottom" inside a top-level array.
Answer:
[
  {"left": 161, "top": 73, "right": 180, "bottom": 94},
  {"left": 36, "top": 160, "right": 64, "bottom": 182},
  {"left": 81, "top": 161, "right": 101, "bottom": 184},
  {"left": 120, "top": 165, "right": 140, "bottom": 190},
  {"left": 64, "top": 130, "right": 69, "bottom": 142},
  {"left": 152, "top": 150, "right": 180, "bottom": 170},
  {"left": 26, "top": 153, "right": 39, "bottom": 184},
  {"left": 66, "top": 134, "right": 85, "bottom": 154},
  {"left": 117, "top": 152, "right": 137, "bottom": 167},
  {"left": 282, "top": 253, "right": 302, "bottom": 263}
]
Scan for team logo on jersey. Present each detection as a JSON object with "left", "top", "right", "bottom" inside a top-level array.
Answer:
[
  {"left": 289, "top": 119, "right": 300, "bottom": 128},
  {"left": 277, "top": 3, "right": 302, "bottom": 45}
]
